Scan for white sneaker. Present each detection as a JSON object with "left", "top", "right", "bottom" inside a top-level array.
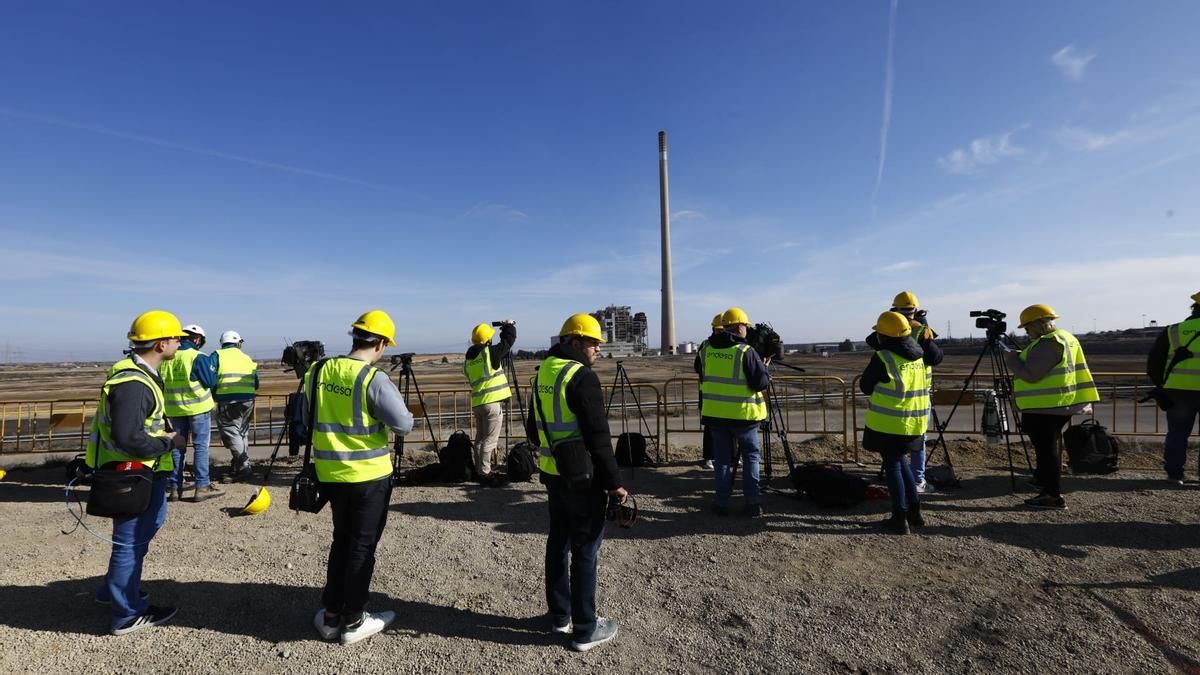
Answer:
[
  {"left": 340, "top": 610, "right": 395, "bottom": 645},
  {"left": 313, "top": 609, "right": 340, "bottom": 641},
  {"left": 702, "top": 460, "right": 714, "bottom": 470},
  {"left": 915, "top": 481, "right": 931, "bottom": 494}
]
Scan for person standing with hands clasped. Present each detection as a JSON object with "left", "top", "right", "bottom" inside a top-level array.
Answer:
[
  {"left": 526, "top": 313, "right": 628, "bottom": 652},
  {"left": 1004, "top": 304, "right": 1098, "bottom": 510}
]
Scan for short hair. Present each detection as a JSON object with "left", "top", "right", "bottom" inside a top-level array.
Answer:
[{"left": 351, "top": 328, "right": 385, "bottom": 350}]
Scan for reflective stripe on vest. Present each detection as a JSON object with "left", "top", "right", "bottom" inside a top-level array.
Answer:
[
  {"left": 865, "top": 350, "right": 930, "bottom": 436},
  {"left": 215, "top": 347, "right": 258, "bottom": 396},
  {"left": 699, "top": 344, "right": 767, "bottom": 422},
  {"left": 85, "top": 358, "right": 173, "bottom": 473},
  {"left": 305, "top": 357, "right": 392, "bottom": 483},
  {"left": 1164, "top": 318, "right": 1200, "bottom": 391},
  {"left": 463, "top": 347, "right": 511, "bottom": 407},
  {"left": 160, "top": 348, "right": 214, "bottom": 416},
  {"left": 533, "top": 356, "right": 583, "bottom": 476},
  {"left": 1014, "top": 329, "right": 1100, "bottom": 410}
]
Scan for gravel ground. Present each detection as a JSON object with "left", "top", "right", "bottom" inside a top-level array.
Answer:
[{"left": 2, "top": 450, "right": 1199, "bottom": 674}]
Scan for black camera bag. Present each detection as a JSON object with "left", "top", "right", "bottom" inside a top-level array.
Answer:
[
  {"left": 438, "top": 430, "right": 477, "bottom": 482},
  {"left": 789, "top": 462, "right": 868, "bottom": 508},
  {"left": 86, "top": 463, "right": 157, "bottom": 518},
  {"left": 1062, "top": 419, "right": 1119, "bottom": 475},
  {"left": 506, "top": 442, "right": 537, "bottom": 481},
  {"left": 291, "top": 359, "right": 330, "bottom": 513},
  {"left": 615, "top": 432, "right": 649, "bottom": 467}
]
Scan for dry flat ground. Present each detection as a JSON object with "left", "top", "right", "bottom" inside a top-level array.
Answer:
[{"left": 1, "top": 449, "right": 1199, "bottom": 674}]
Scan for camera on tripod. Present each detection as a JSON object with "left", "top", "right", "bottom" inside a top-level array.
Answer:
[
  {"left": 281, "top": 340, "right": 326, "bottom": 379},
  {"left": 490, "top": 320, "right": 516, "bottom": 327},
  {"left": 389, "top": 352, "right": 416, "bottom": 371},
  {"left": 970, "top": 309, "right": 1008, "bottom": 341},
  {"left": 746, "top": 322, "right": 784, "bottom": 361}
]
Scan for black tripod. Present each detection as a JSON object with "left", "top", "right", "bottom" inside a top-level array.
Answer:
[
  {"left": 605, "top": 361, "right": 660, "bottom": 465},
  {"left": 263, "top": 381, "right": 305, "bottom": 482},
  {"left": 500, "top": 352, "right": 528, "bottom": 448},
  {"left": 927, "top": 331, "right": 1032, "bottom": 490},
  {"left": 390, "top": 354, "right": 440, "bottom": 480}
]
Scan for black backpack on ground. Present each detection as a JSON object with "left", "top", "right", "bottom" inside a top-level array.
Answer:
[
  {"left": 615, "top": 432, "right": 651, "bottom": 467},
  {"left": 506, "top": 442, "right": 538, "bottom": 482},
  {"left": 438, "top": 430, "right": 477, "bottom": 483},
  {"left": 1062, "top": 419, "right": 1120, "bottom": 475},
  {"left": 789, "top": 462, "right": 869, "bottom": 508}
]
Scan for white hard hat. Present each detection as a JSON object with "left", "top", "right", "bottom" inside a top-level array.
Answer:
[
  {"left": 182, "top": 324, "right": 206, "bottom": 337},
  {"left": 220, "top": 330, "right": 243, "bottom": 345}
]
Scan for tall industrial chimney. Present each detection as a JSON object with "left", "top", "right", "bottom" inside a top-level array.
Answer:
[{"left": 658, "top": 131, "right": 677, "bottom": 356}]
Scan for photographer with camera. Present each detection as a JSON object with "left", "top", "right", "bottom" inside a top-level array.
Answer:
[
  {"left": 1145, "top": 290, "right": 1200, "bottom": 485},
  {"left": 524, "top": 313, "right": 627, "bottom": 652},
  {"left": 860, "top": 311, "right": 940, "bottom": 534},
  {"left": 694, "top": 307, "right": 771, "bottom": 517},
  {"left": 866, "top": 291, "right": 942, "bottom": 492},
  {"left": 462, "top": 320, "right": 516, "bottom": 480},
  {"left": 1003, "top": 304, "right": 1099, "bottom": 509},
  {"left": 212, "top": 330, "right": 259, "bottom": 484},
  {"left": 297, "top": 310, "right": 413, "bottom": 644}
]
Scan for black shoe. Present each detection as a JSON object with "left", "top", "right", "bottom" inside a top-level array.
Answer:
[
  {"left": 906, "top": 503, "right": 925, "bottom": 528},
  {"left": 1025, "top": 494, "right": 1067, "bottom": 510},
  {"left": 743, "top": 503, "right": 764, "bottom": 518},
  {"left": 711, "top": 502, "right": 730, "bottom": 517},
  {"left": 881, "top": 511, "right": 909, "bottom": 535},
  {"left": 111, "top": 605, "right": 177, "bottom": 636}
]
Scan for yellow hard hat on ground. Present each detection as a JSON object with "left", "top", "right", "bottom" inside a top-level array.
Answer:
[
  {"left": 711, "top": 314, "right": 724, "bottom": 330},
  {"left": 721, "top": 307, "right": 751, "bottom": 327},
  {"left": 471, "top": 323, "right": 495, "bottom": 345},
  {"left": 874, "top": 311, "right": 913, "bottom": 338},
  {"left": 127, "top": 310, "right": 186, "bottom": 342},
  {"left": 0, "top": 467, "right": 7, "bottom": 481},
  {"left": 559, "top": 314, "right": 606, "bottom": 343},
  {"left": 351, "top": 310, "right": 397, "bottom": 346},
  {"left": 242, "top": 487, "right": 270, "bottom": 515},
  {"left": 1018, "top": 304, "right": 1060, "bottom": 329},
  {"left": 892, "top": 291, "right": 919, "bottom": 311}
]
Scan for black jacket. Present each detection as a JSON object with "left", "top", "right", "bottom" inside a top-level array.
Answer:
[
  {"left": 859, "top": 336, "right": 938, "bottom": 455},
  {"left": 108, "top": 361, "right": 174, "bottom": 462},
  {"left": 524, "top": 344, "right": 621, "bottom": 491},
  {"left": 464, "top": 323, "right": 516, "bottom": 366},
  {"left": 693, "top": 330, "right": 772, "bottom": 428},
  {"left": 1147, "top": 312, "right": 1200, "bottom": 404}
]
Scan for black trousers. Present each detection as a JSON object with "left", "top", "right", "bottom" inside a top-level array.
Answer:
[
  {"left": 322, "top": 476, "right": 392, "bottom": 621},
  {"left": 545, "top": 479, "right": 608, "bottom": 638},
  {"left": 1022, "top": 413, "right": 1069, "bottom": 497}
]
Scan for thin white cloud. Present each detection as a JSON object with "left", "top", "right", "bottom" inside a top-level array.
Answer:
[
  {"left": 464, "top": 203, "right": 528, "bottom": 222},
  {"left": 937, "top": 127, "right": 1026, "bottom": 175},
  {"left": 1051, "top": 45, "right": 1096, "bottom": 82},
  {"left": 1054, "top": 124, "right": 1142, "bottom": 152},
  {"left": 871, "top": 0, "right": 899, "bottom": 203},
  {"left": 879, "top": 260, "right": 918, "bottom": 273}
]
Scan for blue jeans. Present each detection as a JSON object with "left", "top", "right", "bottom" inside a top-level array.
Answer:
[
  {"left": 710, "top": 424, "right": 761, "bottom": 508},
  {"left": 97, "top": 476, "right": 168, "bottom": 630},
  {"left": 168, "top": 412, "right": 212, "bottom": 489},
  {"left": 1164, "top": 398, "right": 1200, "bottom": 478},
  {"left": 545, "top": 481, "right": 607, "bottom": 639},
  {"left": 882, "top": 451, "right": 918, "bottom": 512}
]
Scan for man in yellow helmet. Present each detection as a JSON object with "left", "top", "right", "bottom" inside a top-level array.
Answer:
[
  {"left": 1146, "top": 291, "right": 1200, "bottom": 484},
  {"left": 696, "top": 314, "right": 725, "bottom": 470},
  {"left": 297, "top": 310, "right": 413, "bottom": 645},
  {"left": 1004, "top": 304, "right": 1098, "bottom": 509},
  {"left": 694, "top": 307, "right": 771, "bottom": 517},
  {"left": 213, "top": 330, "right": 259, "bottom": 483},
  {"left": 89, "top": 311, "right": 188, "bottom": 634},
  {"left": 462, "top": 320, "right": 517, "bottom": 480},
  {"left": 524, "top": 313, "right": 628, "bottom": 652}
]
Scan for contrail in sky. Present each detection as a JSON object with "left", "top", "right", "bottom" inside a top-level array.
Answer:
[
  {"left": 0, "top": 106, "right": 403, "bottom": 194},
  {"left": 871, "top": 0, "right": 899, "bottom": 204}
]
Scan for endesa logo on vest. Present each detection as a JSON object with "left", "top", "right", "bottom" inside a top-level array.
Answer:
[
  {"left": 319, "top": 381, "right": 354, "bottom": 397},
  {"left": 710, "top": 351, "right": 735, "bottom": 360},
  {"left": 536, "top": 384, "right": 555, "bottom": 395}
]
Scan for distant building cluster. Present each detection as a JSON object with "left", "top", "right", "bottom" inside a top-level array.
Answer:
[{"left": 549, "top": 305, "right": 649, "bottom": 357}]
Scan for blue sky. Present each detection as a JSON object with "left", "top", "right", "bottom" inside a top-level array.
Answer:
[{"left": 2, "top": 1, "right": 1199, "bottom": 361}]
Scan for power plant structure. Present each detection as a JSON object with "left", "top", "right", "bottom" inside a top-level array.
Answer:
[
  {"left": 658, "top": 130, "right": 677, "bottom": 355},
  {"left": 552, "top": 305, "right": 648, "bottom": 357}
]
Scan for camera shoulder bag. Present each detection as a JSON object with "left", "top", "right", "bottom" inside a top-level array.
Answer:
[
  {"left": 86, "top": 373, "right": 166, "bottom": 518},
  {"left": 290, "top": 358, "right": 330, "bottom": 513}
]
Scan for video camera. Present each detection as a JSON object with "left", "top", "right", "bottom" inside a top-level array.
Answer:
[
  {"left": 746, "top": 322, "right": 784, "bottom": 362},
  {"left": 389, "top": 352, "right": 417, "bottom": 371},
  {"left": 970, "top": 309, "right": 1008, "bottom": 342},
  {"left": 281, "top": 340, "right": 325, "bottom": 379},
  {"left": 490, "top": 320, "right": 517, "bottom": 327}
]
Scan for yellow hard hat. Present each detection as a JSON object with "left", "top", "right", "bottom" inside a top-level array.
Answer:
[
  {"left": 351, "top": 310, "right": 397, "bottom": 346},
  {"left": 471, "top": 323, "right": 495, "bottom": 345},
  {"left": 559, "top": 313, "right": 606, "bottom": 343},
  {"left": 1018, "top": 304, "right": 1060, "bottom": 329},
  {"left": 127, "top": 310, "right": 186, "bottom": 342},
  {"left": 721, "top": 307, "right": 751, "bottom": 327},
  {"left": 1191, "top": 291, "right": 1200, "bottom": 303},
  {"left": 711, "top": 314, "right": 724, "bottom": 330},
  {"left": 0, "top": 467, "right": 7, "bottom": 481},
  {"left": 874, "top": 311, "right": 913, "bottom": 338},
  {"left": 892, "top": 291, "right": 919, "bottom": 311},
  {"left": 242, "top": 487, "right": 271, "bottom": 515}
]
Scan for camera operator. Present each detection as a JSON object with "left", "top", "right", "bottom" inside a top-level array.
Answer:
[
  {"left": 462, "top": 321, "right": 516, "bottom": 480},
  {"left": 860, "top": 311, "right": 941, "bottom": 534},
  {"left": 696, "top": 313, "right": 724, "bottom": 470},
  {"left": 694, "top": 307, "right": 770, "bottom": 517},
  {"left": 1002, "top": 304, "right": 1098, "bottom": 509},
  {"left": 296, "top": 310, "right": 413, "bottom": 644},
  {"left": 524, "top": 313, "right": 627, "bottom": 652},
  {"left": 1145, "top": 290, "right": 1200, "bottom": 484},
  {"left": 866, "top": 291, "right": 942, "bottom": 492}
]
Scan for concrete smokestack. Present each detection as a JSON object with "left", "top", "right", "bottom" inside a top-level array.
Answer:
[{"left": 658, "top": 131, "right": 677, "bottom": 355}]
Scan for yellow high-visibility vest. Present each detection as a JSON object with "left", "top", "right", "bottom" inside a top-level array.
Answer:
[
  {"left": 85, "top": 358, "right": 173, "bottom": 473},
  {"left": 1014, "top": 329, "right": 1099, "bottom": 410},
  {"left": 1164, "top": 318, "right": 1200, "bottom": 391},
  {"left": 698, "top": 344, "right": 767, "bottom": 422},
  {"left": 160, "top": 348, "right": 213, "bottom": 416},
  {"left": 215, "top": 347, "right": 258, "bottom": 397},
  {"left": 463, "top": 347, "right": 511, "bottom": 407},
  {"left": 532, "top": 355, "right": 584, "bottom": 476},
  {"left": 303, "top": 357, "right": 393, "bottom": 483},
  {"left": 865, "top": 350, "right": 930, "bottom": 436}
]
